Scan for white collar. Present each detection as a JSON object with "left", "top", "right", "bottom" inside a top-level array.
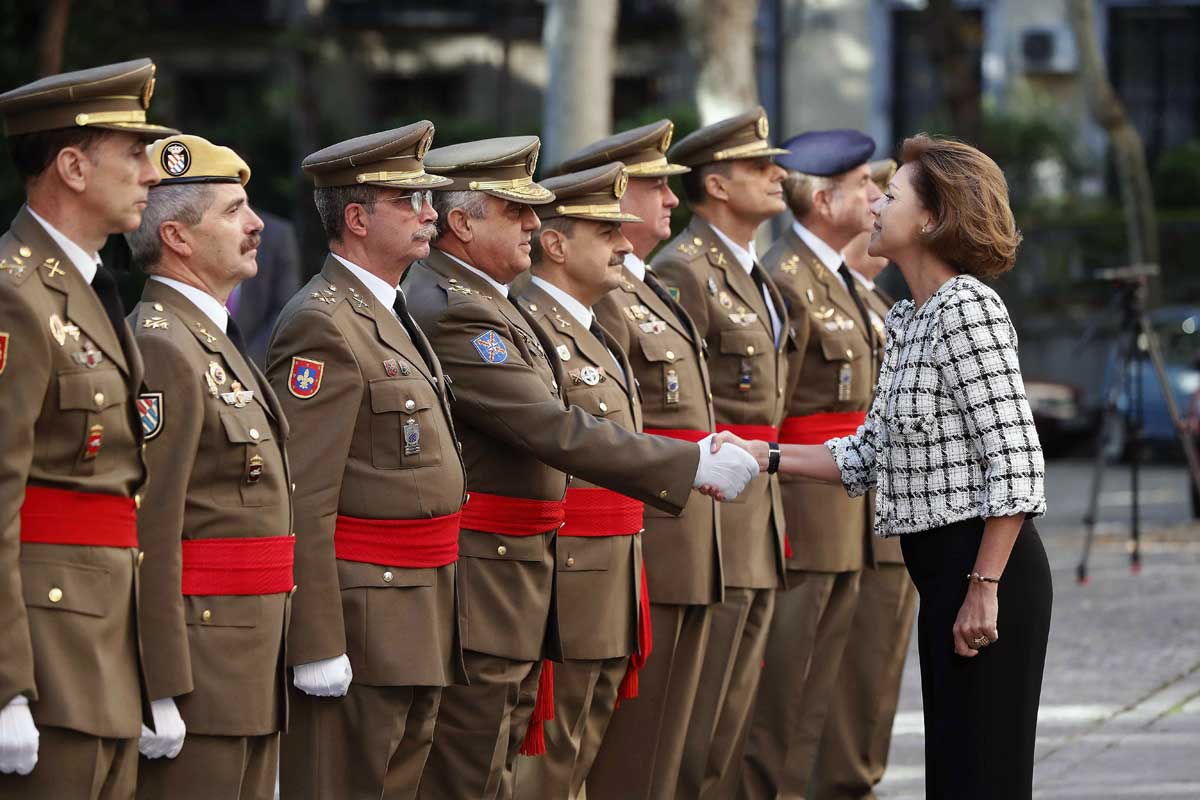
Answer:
[
  {"left": 707, "top": 221, "right": 758, "bottom": 274},
  {"left": 849, "top": 267, "right": 876, "bottom": 293},
  {"left": 331, "top": 253, "right": 398, "bottom": 310},
  {"left": 792, "top": 220, "right": 844, "bottom": 283},
  {"left": 150, "top": 276, "right": 229, "bottom": 333},
  {"left": 623, "top": 251, "right": 647, "bottom": 282},
  {"left": 440, "top": 250, "right": 510, "bottom": 298},
  {"left": 27, "top": 206, "right": 100, "bottom": 284},
  {"left": 530, "top": 276, "right": 593, "bottom": 329}
]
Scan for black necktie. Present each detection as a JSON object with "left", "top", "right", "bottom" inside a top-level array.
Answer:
[
  {"left": 838, "top": 262, "right": 875, "bottom": 347},
  {"left": 392, "top": 289, "right": 436, "bottom": 373},
  {"left": 225, "top": 315, "right": 249, "bottom": 360},
  {"left": 589, "top": 319, "right": 624, "bottom": 379},
  {"left": 90, "top": 264, "right": 128, "bottom": 341}
]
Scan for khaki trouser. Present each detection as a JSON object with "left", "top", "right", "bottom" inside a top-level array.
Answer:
[
  {"left": 812, "top": 564, "right": 916, "bottom": 800},
  {"left": 513, "top": 655, "right": 627, "bottom": 799},
  {"left": 282, "top": 682, "right": 441, "bottom": 800},
  {"left": 417, "top": 651, "right": 539, "bottom": 800},
  {"left": 0, "top": 726, "right": 137, "bottom": 800},
  {"left": 139, "top": 732, "right": 279, "bottom": 800},
  {"left": 679, "top": 586, "right": 776, "bottom": 800},
  {"left": 740, "top": 570, "right": 861, "bottom": 800},
  {"left": 587, "top": 603, "right": 712, "bottom": 800}
]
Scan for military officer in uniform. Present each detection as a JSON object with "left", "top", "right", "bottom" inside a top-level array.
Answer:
[
  {"left": 509, "top": 162, "right": 654, "bottom": 799},
  {"left": 550, "top": 120, "right": 724, "bottom": 800},
  {"left": 124, "top": 134, "right": 291, "bottom": 799},
  {"left": 402, "top": 136, "right": 757, "bottom": 800},
  {"left": 266, "top": 122, "right": 468, "bottom": 800},
  {"left": 0, "top": 59, "right": 180, "bottom": 798},
  {"left": 650, "top": 107, "right": 792, "bottom": 799},
  {"left": 812, "top": 159, "right": 917, "bottom": 800},
  {"left": 740, "top": 129, "right": 884, "bottom": 800}
]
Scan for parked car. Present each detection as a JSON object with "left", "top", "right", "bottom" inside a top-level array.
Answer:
[{"left": 1024, "top": 379, "right": 1093, "bottom": 456}]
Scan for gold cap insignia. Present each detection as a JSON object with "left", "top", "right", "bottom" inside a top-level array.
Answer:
[
  {"left": 526, "top": 149, "right": 539, "bottom": 177},
  {"left": 417, "top": 128, "right": 433, "bottom": 159},
  {"left": 661, "top": 122, "right": 674, "bottom": 153},
  {"left": 141, "top": 76, "right": 156, "bottom": 110},
  {"left": 757, "top": 116, "right": 769, "bottom": 140},
  {"left": 614, "top": 170, "right": 628, "bottom": 198}
]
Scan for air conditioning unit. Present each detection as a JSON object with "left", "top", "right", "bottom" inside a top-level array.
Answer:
[{"left": 1020, "top": 25, "right": 1079, "bottom": 75}]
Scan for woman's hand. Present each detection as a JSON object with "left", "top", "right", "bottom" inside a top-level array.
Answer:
[
  {"left": 952, "top": 581, "right": 999, "bottom": 658},
  {"left": 709, "top": 431, "right": 769, "bottom": 472}
]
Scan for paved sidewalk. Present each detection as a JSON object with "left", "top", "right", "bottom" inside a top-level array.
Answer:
[{"left": 877, "top": 461, "right": 1200, "bottom": 798}]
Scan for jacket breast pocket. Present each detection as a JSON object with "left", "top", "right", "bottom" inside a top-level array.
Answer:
[
  {"left": 639, "top": 336, "right": 690, "bottom": 412},
  {"left": 21, "top": 558, "right": 112, "bottom": 618},
  {"left": 565, "top": 384, "right": 629, "bottom": 429},
  {"left": 557, "top": 536, "right": 612, "bottom": 573},
  {"left": 57, "top": 367, "right": 128, "bottom": 476},
  {"left": 185, "top": 595, "right": 260, "bottom": 628},
  {"left": 885, "top": 412, "right": 938, "bottom": 439},
  {"left": 217, "top": 408, "right": 277, "bottom": 507},
  {"left": 369, "top": 378, "right": 444, "bottom": 470},
  {"left": 719, "top": 328, "right": 775, "bottom": 403}
]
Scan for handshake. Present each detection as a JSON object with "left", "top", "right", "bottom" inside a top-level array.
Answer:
[{"left": 690, "top": 432, "right": 767, "bottom": 502}]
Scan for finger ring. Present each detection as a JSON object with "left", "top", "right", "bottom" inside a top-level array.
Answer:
[{"left": 971, "top": 635, "right": 990, "bottom": 649}]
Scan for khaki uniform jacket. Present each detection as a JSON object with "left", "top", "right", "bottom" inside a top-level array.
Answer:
[
  {"left": 402, "top": 249, "right": 699, "bottom": 663},
  {"left": 860, "top": 280, "right": 903, "bottom": 565},
  {"left": 652, "top": 217, "right": 789, "bottom": 590},
  {"left": 0, "top": 206, "right": 148, "bottom": 738},
  {"left": 131, "top": 280, "right": 292, "bottom": 736},
  {"left": 267, "top": 256, "right": 466, "bottom": 688},
  {"left": 765, "top": 228, "right": 876, "bottom": 572},
  {"left": 516, "top": 282, "right": 643, "bottom": 660},
  {"left": 593, "top": 265, "right": 722, "bottom": 606}
]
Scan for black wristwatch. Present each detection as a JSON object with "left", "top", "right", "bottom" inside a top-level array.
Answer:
[{"left": 766, "top": 442, "right": 781, "bottom": 474}]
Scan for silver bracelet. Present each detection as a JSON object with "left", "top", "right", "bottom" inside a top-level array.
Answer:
[{"left": 966, "top": 571, "right": 1000, "bottom": 585}]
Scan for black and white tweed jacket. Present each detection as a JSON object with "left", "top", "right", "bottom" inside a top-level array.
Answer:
[{"left": 827, "top": 275, "right": 1046, "bottom": 536}]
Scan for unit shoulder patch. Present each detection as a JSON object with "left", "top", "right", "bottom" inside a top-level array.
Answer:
[
  {"left": 138, "top": 392, "right": 164, "bottom": 440},
  {"left": 471, "top": 330, "right": 508, "bottom": 364},
  {"left": 288, "top": 356, "right": 325, "bottom": 398}
]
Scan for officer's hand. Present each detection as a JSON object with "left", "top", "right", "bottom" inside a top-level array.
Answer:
[
  {"left": 138, "top": 697, "right": 186, "bottom": 759},
  {"left": 293, "top": 654, "right": 353, "bottom": 697},
  {"left": 693, "top": 434, "right": 759, "bottom": 501},
  {"left": 0, "top": 696, "right": 38, "bottom": 775}
]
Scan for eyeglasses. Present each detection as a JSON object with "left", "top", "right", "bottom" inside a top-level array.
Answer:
[{"left": 382, "top": 190, "right": 434, "bottom": 214}]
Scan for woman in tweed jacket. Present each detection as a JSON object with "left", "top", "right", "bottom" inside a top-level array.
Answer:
[{"left": 715, "top": 135, "right": 1051, "bottom": 799}]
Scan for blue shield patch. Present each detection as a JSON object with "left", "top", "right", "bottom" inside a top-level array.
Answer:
[
  {"left": 472, "top": 330, "right": 508, "bottom": 364},
  {"left": 138, "top": 392, "right": 163, "bottom": 440}
]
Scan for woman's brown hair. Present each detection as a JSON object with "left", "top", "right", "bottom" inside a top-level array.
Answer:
[{"left": 900, "top": 134, "right": 1022, "bottom": 279}]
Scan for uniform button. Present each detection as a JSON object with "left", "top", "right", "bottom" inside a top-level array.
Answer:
[
  {"left": 777, "top": 387, "right": 783, "bottom": 397},
  {"left": 746, "top": 345, "right": 756, "bottom": 355},
  {"left": 201, "top": 609, "right": 212, "bottom": 622},
  {"left": 529, "top": 304, "right": 538, "bottom": 312},
  {"left": 665, "top": 350, "right": 675, "bottom": 361},
  {"left": 383, "top": 571, "right": 394, "bottom": 583},
  {"left": 249, "top": 428, "right": 260, "bottom": 440},
  {"left": 404, "top": 399, "right": 416, "bottom": 412},
  {"left": 290, "top": 584, "right": 299, "bottom": 596},
  {"left": 19, "top": 246, "right": 32, "bottom": 258},
  {"left": 291, "top": 483, "right": 297, "bottom": 493},
  {"left": 137, "top": 551, "right": 145, "bottom": 567},
  {"left": 566, "top": 557, "right": 576, "bottom": 568},
  {"left": 845, "top": 349, "right": 853, "bottom": 359},
  {"left": 707, "top": 392, "right": 713, "bottom": 402},
  {"left": 153, "top": 303, "right": 164, "bottom": 312},
  {"left": 497, "top": 545, "right": 508, "bottom": 556},
  {"left": 134, "top": 494, "right": 142, "bottom": 509},
  {"left": 598, "top": 402, "right": 608, "bottom": 413},
  {"left": 658, "top": 490, "right": 668, "bottom": 499},
  {"left": 93, "top": 392, "right": 105, "bottom": 407},
  {"left": 48, "top": 587, "right": 63, "bottom": 603}
]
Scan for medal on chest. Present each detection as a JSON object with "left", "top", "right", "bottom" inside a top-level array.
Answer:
[
  {"left": 404, "top": 417, "right": 421, "bottom": 456},
  {"left": 665, "top": 367, "right": 680, "bottom": 405},
  {"left": 838, "top": 362, "right": 853, "bottom": 402}
]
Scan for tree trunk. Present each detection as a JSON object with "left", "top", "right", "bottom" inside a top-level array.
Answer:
[
  {"left": 541, "top": 0, "right": 619, "bottom": 171},
  {"left": 923, "top": 0, "right": 981, "bottom": 143},
  {"left": 678, "top": 0, "right": 760, "bottom": 124},
  {"left": 36, "top": 0, "right": 72, "bottom": 77},
  {"left": 1067, "top": 0, "right": 1158, "bottom": 268}
]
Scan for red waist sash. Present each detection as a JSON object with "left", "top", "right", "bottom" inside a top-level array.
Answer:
[
  {"left": 642, "top": 427, "right": 709, "bottom": 443},
  {"left": 334, "top": 512, "right": 461, "bottom": 568},
  {"left": 779, "top": 411, "right": 867, "bottom": 445},
  {"left": 459, "top": 492, "right": 565, "bottom": 536},
  {"left": 716, "top": 423, "right": 780, "bottom": 441},
  {"left": 181, "top": 536, "right": 295, "bottom": 596},
  {"left": 20, "top": 486, "right": 137, "bottom": 548},
  {"left": 560, "top": 488, "right": 644, "bottom": 537}
]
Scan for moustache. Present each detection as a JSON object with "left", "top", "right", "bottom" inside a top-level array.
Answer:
[
  {"left": 608, "top": 255, "right": 624, "bottom": 266},
  {"left": 412, "top": 224, "right": 438, "bottom": 242},
  {"left": 240, "top": 235, "right": 261, "bottom": 254}
]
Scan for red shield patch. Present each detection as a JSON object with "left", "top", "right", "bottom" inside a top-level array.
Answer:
[
  {"left": 288, "top": 357, "right": 324, "bottom": 399},
  {"left": 0, "top": 332, "right": 8, "bottom": 376}
]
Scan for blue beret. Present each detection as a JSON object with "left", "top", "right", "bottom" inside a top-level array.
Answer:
[{"left": 777, "top": 129, "right": 876, "bottom": 176}]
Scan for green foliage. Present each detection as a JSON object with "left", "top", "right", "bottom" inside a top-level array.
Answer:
[
  {"left": 1154, "top": 139, "right": 1200, "bottom": 210},
  {"left": 978, "top": 103, "right": 1083, "bottom": 214}
]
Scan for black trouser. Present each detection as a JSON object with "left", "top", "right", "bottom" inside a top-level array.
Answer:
[{"left": 901, "top": 517, "right": 1052, "bottom": 800}]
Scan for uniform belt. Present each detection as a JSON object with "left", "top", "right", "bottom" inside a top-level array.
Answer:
[
  {"left": 19, "top": 485, "right": 138, "bottom": 548},
  {"left": 334, "top": 512, "right": 461, "bottom": 568},
  {"left": 779, "top": 411, "right": 867, "bottom": 445},
  {"left": 642, "top": 427, "right": 709, "bottom": 443},
  {"left": 181, "top": 536, "right": 295, "bottom": 596},
  {"left": 716, "top": 423, "right": 780, "bottom": 441},
  {"left": 459, "top": 492, "right": 565, "bottom": 536},
  {"left": 560, "top": 488, "right": 644, "bottom": 537}
]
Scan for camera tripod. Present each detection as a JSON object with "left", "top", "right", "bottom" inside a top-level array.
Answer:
[{"left": 1077, "top": 266, "right": 1200, "bottom": 583}]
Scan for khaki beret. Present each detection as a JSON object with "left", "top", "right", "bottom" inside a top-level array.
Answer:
[
  {"left": 552, "top": 119, "right": 689, "bottom": 179},
  {"left": 536, "top": 163, "right": 641, "bottom": 223},
  {"left": 869, "top": 158, "right": 898, "bottom": 190},
  {"left": 0, "top": 58, "right": 177, "bottom": 139},
  {"left": 424, "top": 136, "right": 554, "bottom": 204},
  {"left": 668, "top": 106, "right": 788, "bottom": 168},
  {"left": 302, "top": 121, "right": 451, "bottom": 189},
  {"left": 149, "top": 134, "right": 250, "bottom": 185}
]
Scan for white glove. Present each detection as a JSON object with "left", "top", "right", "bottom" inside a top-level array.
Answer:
[
  {"left": 138, "top": 697, "right": 186, "bottom": 759},
  {"left": 0, "top": 696, "right": 38, "bottom": 775},
  {"left": 693, "top": 433, "right": 759, "bottom": 501},
  {"left": 293, "top": 654, "right": 353, "bottom": 698}
]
